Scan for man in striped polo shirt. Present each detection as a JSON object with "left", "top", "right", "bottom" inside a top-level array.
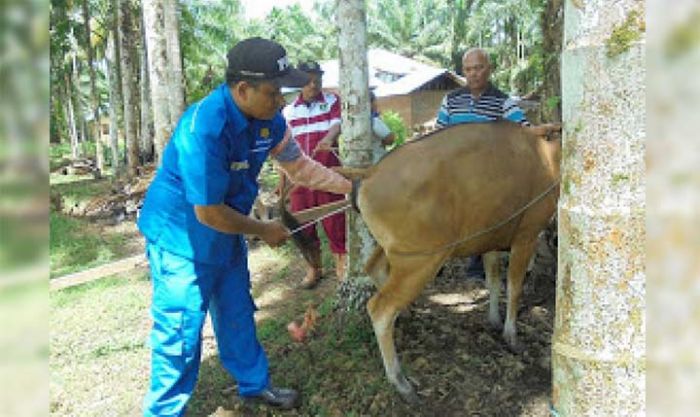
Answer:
[
  {"left": 283, "top": 61, "right": 346, "bottom": 288},
  {"left": 436, "top": 48, "right": 529, "bottom": 128},
  {"left": 436, "top": 48, "right": 529, "bottom": 280}
]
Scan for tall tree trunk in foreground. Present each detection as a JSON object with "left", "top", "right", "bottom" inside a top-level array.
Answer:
[
  {"left": 552, "top": 1, "right": 645, "bottom": 416},
  {"left": 164, "top": 0, "right": 185, "bottom": 127},
  {"left": 647, "top": 4, "right": 700, "bottom": 417},
  {"left": 335, "top": 0, "right": 374, "bottom": 310},
  {"left": 119, "top": 0, "right": 139, "bottom": 178},
  {"left": 82, "top": 0, "right": 104, "bottom": 174},
  {"left": 143, "top": 0, "right": 171, "bottom": 164}
]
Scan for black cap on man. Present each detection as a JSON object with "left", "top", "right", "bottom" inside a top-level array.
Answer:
[{"left": 226, "top": 37, "right": 309, "bottom": 88}]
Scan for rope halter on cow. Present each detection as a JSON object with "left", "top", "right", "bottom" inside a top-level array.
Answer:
[
  {"left": 282, "top": 180, "right": 559, "bottom": 257},
  {"left": 389, "top": 180, "right": 561, "bottom": 257}
]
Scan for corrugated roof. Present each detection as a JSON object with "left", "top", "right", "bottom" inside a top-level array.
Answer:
[{"left": 317, "top": 49, "right": 463, "bottom": 98}]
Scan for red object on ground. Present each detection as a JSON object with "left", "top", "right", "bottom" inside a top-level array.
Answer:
[{"left": 287, "top": 321, "right": 307, "bottom": 342}]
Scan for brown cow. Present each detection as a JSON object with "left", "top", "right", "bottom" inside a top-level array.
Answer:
[{"left": 338, "top": 121, "right": 561, "bottom": 403}]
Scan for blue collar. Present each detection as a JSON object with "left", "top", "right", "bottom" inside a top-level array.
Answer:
[{"left": 218, "top": 83, "right": 249, "bottom": 135}]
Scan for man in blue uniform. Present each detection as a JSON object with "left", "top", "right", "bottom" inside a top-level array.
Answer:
[{"left": 137, "top": 37, "right": 351, "bottom": 415}]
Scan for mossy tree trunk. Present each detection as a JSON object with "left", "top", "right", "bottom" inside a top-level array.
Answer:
[
  {"left": 335, "top": 0, "right": 375, "bottom": 311},
  {"left": 106, "top": 30, "right": 121, "bottom": 175},
  {"left": 529, "top": 0, "right": 564, "bottom": 292},
  {"left": 118, "top": 0, "right": 139, "bottom": 178},
  {"left": 553, "top": 1, "right": 645, "bottom": 415},
  {"left": 139, "top": 8, "right": 154, "bottom": 164},
  {"left": 540, "top": 0, "right": 563, "bottom": 123},
  {"left": 164, "top": 0, "right": 185, "bottom": 127},
  {"left": 81, "top": 0, "right": 104, "bottom": 175},
  {"left": 143, "top": 0, "right": 171, "bottom": 165}
]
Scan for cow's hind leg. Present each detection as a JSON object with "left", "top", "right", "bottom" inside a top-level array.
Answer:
[
  {"left": 366, "top": 252, "right": 447, "bottom": 404},
  {"left": 503, "top": 240, "right": 537, "bottom": 352},
  {"left": 364, "top": 245, "right": 389, "bottom": 287},
  {"left": 483, "top": 251, "right": 503, "bottom": 330}
]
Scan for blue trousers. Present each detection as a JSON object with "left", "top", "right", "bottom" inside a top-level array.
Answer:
[{"left": 143, "top": 242, "right": 270, "bottom": 417}]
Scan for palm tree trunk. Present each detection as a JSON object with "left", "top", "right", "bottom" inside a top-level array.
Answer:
[
  {"left": 69, "top": 51, "right": 83, "bottom": 159},
  {"left": 60, "top": 80, "right": 71, "bottom": 146},
  {"left": 336, "top": 0, "right": 375, "bottom": 311},
  {"left": 552, "top": 2, "right": 645, "bottom": 416},
  {"left": 450, "top": 0, "right": 474, "bottom": 73},
  {"left": 164, "top": 0, "right": 185, "bottom": 127},
  {"left": 529, "top": 0, "right": 564, "bottom": 288},
  {"left": 143, "top": 0, "right": 171, "bottom": 164},
  {"left": 106, "top": 31, "right": 120, "bottom": 174},
  {"left": 540, "top": 0, "right": 563, "bottom": 123},
  {"left": 64, "top": 72, "right": 80, "bottom": 160},
  {"left": 119, "top": 0, "right": 139, "bottom": 178},
  {"left": 140, "top": 24, "right": 154, "bottom": 163},
  {"left": 109, "top": 0, "right": 124, "bottom": 156},
  {"left": 82, "top": 0, "right": 104, "bottom": 175}
]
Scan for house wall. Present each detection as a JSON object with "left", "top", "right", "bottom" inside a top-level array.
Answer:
[
  {"left": 377, "top": 90, "right": 450, "bottom": 129},
  {"left": 410, "top": 90, "right": 447, "bottom": 127},
  {"left": 322, "top": 87, "right": 457, "bottom": 130},
  {"left": 377, "top": 95, "right": 412, "bottom": 126}
]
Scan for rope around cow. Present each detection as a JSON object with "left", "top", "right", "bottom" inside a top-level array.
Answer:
[{"left": 286, "top": 180, "right": 560, "bottom": 257}]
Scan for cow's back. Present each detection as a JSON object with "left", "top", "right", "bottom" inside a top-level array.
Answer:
[{"left": 358, "top": 122, "right": 559, "bottom": 255}]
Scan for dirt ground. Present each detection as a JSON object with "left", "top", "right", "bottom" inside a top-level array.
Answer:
[
  {"left": 203, "top": 243, "right": 556, "bottom": 417},
  {"left": 391, "top": 258, "right": 556, "bottom": 417}
]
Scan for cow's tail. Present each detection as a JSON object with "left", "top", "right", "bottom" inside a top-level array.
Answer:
[
  {"left": 351, "top": 179, "right": 362, "bottom": 212},
  {"left": 277, "top": 182, "right": 318, "bottom": 266}
]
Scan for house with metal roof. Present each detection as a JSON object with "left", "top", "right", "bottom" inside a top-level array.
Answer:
[{"left": 318, "top": 49, "right": 465, "bottom": 128}]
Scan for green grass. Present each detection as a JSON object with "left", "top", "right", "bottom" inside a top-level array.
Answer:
[
  {"left": 49, "top": 143, "right": 72, "bottom": 172},
  {"left": 49, "top": 212, "right": 132, "bottom": 278},
  {"left": 50, "top": 272, "right": 151, "bottom": 416}
]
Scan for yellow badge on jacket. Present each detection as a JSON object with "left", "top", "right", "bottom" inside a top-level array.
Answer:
[
  {"left": 230, "top": 161, "right": 249, "bottom": 171},
  {"left": 259, "top": 128, "right": 270, "bottom": 138}
]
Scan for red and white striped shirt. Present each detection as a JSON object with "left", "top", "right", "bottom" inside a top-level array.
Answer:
[{"left": 283, "top": 92, "right": 341, "bottom": 160}]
